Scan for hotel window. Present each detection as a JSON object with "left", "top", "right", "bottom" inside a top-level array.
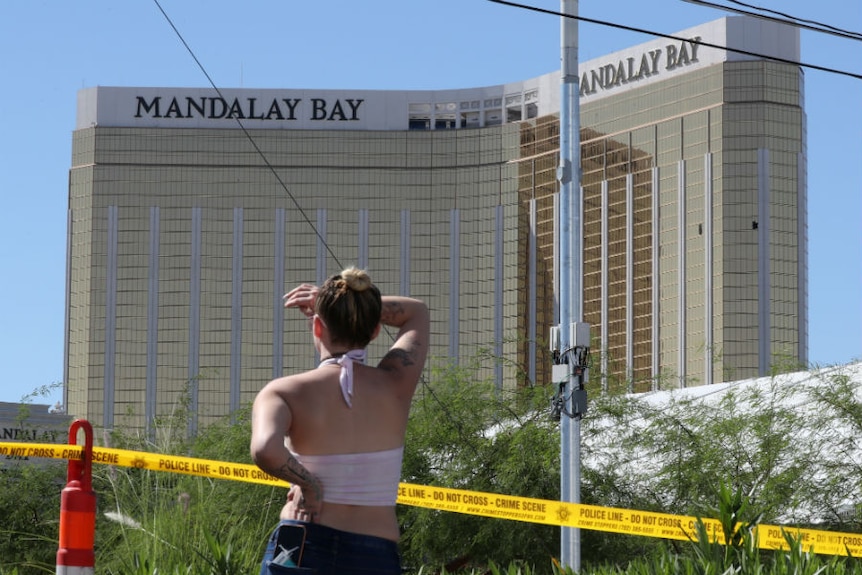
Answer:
[
  {"left": 484, "top": 109, "right": 502, "bottom": 126},
  {"left": 435, "top": 118, "right": 457, "bottom": 130},
  {"left": 461, "top": 111, "right": 480, "bottom": 128},
  {"left": 409, "top": 103, "right": 432, "bottom": 130}
]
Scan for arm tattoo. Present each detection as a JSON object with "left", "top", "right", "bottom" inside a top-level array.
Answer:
[
  {"left": 381, "top": 301, "right": 405, "bottom": 325},
  {"left": 381, "top": 348, "right": 415, "bottom": 369},
  {"left": 262, "top": 453, "right": 322, "bottom": 500}
]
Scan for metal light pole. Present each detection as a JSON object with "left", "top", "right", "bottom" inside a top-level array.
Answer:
[{"left": 557, "top": 0, "right": 587, "bottom": 571}]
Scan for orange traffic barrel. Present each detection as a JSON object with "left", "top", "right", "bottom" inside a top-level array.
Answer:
[{"left": 56, "top": 419, "right": 95, "bottom": 575}]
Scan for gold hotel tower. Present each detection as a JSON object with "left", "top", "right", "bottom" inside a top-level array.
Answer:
[{"left": 66, "top": 17, "right": 807, "bottom": 433}]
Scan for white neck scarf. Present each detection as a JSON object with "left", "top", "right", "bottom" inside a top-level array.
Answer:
[{"left": 319, "top": 349, "right": 367, "bottom": 407}]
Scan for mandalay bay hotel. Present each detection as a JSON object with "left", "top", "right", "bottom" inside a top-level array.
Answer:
[{"left": 66, "top": 16, "right": 807, "bottom": 433}]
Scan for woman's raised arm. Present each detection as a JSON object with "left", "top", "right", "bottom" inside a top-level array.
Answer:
[{"left": 377, "top": 296, "right": 429, "bottom": 396}]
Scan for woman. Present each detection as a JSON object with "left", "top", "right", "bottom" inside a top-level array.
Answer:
[{"left": 251, "top": 267, "right": 429, "bottom": 574}]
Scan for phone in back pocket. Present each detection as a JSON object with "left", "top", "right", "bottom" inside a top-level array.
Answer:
[{"left": 268, "top": 523, "right": 309, "bottom": 572}]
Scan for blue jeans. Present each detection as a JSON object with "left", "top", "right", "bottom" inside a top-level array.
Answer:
[{"left": 259, "top": 520, "right": 402, "bottom": 575}]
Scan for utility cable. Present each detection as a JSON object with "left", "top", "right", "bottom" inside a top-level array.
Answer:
[
  {"left": 681, "top": 0, "right": 862, "bottom": 42},
  {"left": 151, "top": 0, "right": 340, "bottom": 266},
  {"left": 486, "top": 0, "right": 862, "bottom": 81},
  {"left": 722, "top": 0, "right": 862, "bottom": 39},
  {"left": 150, "top": 0, "right": 485, "bottom": 458}
]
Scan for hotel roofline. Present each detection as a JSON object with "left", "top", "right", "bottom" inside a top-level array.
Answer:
[{"left": 76, "top": 16, "right": 799, "bottom": 132}]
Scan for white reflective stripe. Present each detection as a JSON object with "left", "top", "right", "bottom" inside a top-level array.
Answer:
[{"left": 56, "top": 566, "right": 95, "bottom": 575}]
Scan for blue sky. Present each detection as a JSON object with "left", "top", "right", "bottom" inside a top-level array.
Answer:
[{"left": 1, "top": 1, "right": 859, "bottom": 406}]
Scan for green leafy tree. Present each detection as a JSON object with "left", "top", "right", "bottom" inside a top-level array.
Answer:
[
  {"left": 0, "top": 462, "right": 65, "bottom": 574},
  {"left": 805, "top": 368, "right": 862, "bottom": 531},
  {"left": 0, "top": 385, "right": 66, "bottom": 574},
  {"left": 399, "top": 359, "right": 561, "bottom": 572},
  {"left": 582, "top": 376, "right": 820, "bottom": 525}
]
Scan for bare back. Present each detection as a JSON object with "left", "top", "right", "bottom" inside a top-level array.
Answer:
[
  {"left": 251, "top": 293, "right": 429, "bottom": 542},
  {"left": 270, "top": 363, "right": 407, "bottom": 539},
  {"left": 282, "top": 363, "right": 411, "bottom": 456}
]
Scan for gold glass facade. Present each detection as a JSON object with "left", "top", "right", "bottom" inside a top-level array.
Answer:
[
  {"left": 68, "top": 126, "right": 525, "bottom": 432},
  {"left": 515, "top": 60, "right": 806, "bottom": 394}
]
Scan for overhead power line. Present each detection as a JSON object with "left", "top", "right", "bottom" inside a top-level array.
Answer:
[
  {"left": 150, "top": 0, "right": 340, "bottom": 266},
  {"left": 150, "top": 0, "right": 486, "bottom": 458},
  {"left": 682, "top": 0, "right": 862, "bottom": 42},
  {"left": 721, "top": 0, "right": 862, "bottom": 40},
  {"left": 486, "top": 0, "right": 862, "bottom": 81}
]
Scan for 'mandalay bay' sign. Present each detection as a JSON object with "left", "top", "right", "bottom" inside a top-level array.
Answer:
[
  {"left": 576, "top": 16, "right": 799, "bottom": 100},
  {"left": 579, "top": 37, "right": 702, "bottom": 97},
  {"left": 134, "top": 95, "right": 365, "bottom": 123},
  {"left": 77, "top": 86, "right": 391, "bottom": 130}
]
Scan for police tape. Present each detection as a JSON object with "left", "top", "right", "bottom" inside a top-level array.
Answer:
[
  {"left": 3, "top": 441, "right": 861, "bottom": 557},
  {"left": 0, "top": 442, "right": 281, "bottom": 486},
  {"left": 396, "top": 483, "right": 862, "bottom": 556}
]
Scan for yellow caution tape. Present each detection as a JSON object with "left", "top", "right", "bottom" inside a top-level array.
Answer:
[
  {"left": 396, "top": 483, "right": 862, "bottom": 556},
  {"left": 0, "top": 442, "right": 282, "bottom": 486},
  {"left": 3, "top": 441, "right": 860, "bottom": 557}
]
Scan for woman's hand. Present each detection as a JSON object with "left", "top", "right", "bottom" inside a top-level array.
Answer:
[
  {"left": 283, "top": 481, "right": 324, "bottom": 523},
  {"left": 283, "top": 284, "right": 319, "bottom": 318}
]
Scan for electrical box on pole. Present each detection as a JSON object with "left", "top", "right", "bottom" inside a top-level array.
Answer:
[{"left": 550, "top": 323, "right": 589, "bottom": 421}]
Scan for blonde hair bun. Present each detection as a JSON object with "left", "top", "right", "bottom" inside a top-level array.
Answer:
[{"left": 340, "top": 266, "right": 372, "bottom": 292}]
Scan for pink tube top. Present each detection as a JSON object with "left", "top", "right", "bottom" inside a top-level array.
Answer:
[{"left": 289, "top": 446, "right": 404, "bottom": 506}]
